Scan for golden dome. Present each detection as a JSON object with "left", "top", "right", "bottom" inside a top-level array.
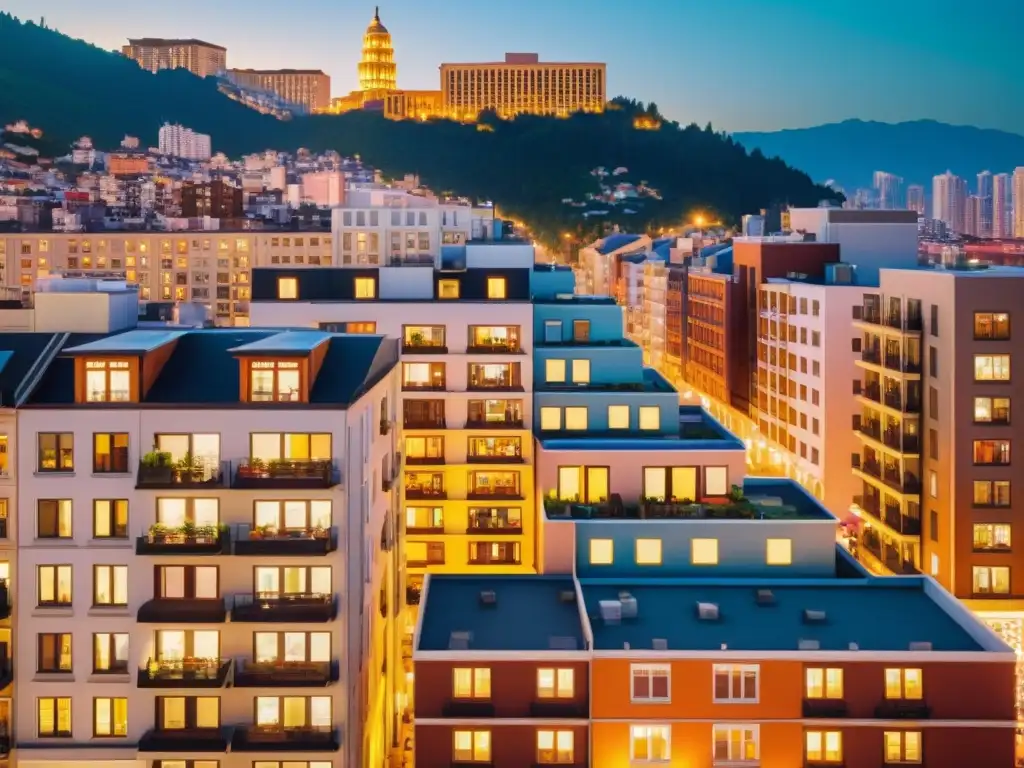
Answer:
[{"left": 366, "top": 6, "right": 388, "bottom": 34}]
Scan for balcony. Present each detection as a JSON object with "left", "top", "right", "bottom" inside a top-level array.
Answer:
[
  {"left": 405, "top": 486, "right": 447, "bottom": 501},
  {"left": 466, "top": 342, "right": 522, "bottom": 355},
  {"left": 402, "top": 342, "right": 448, "bottom": 355},
  {"left": 883, "top": 468, "right": 921, "bottom": 496},
  {"left": 861, "top": 347, "right": 882, "bottom": 365},
  {"left": 875, "top": 700, "right": 930, "bottom": 719},
  {"left": 404, "top": 418, "right": 447, "bottom": 430},
  {"left": 443, "top": 700, "right": 495, "bottom": 717},
  {"left": 465, "top": 418, "right": 524, "bottom": 430},
  {"left": 231, "top": 725, "right": 340, "bottom": 752},
  {"left": 883, "top": 355, "right": 922, "bottom": 375},
  {"left": 231, "top": 593, "right": 337, "bottom": 623},
  {"left": 138, "top": 598, "right": 227, "bottom": 623},
  {"left": 137, "top": 657, "right": 232, "bottom": 688},
  {"left": 0, "top": 580, "right": 9, "bottom": 621},
  {"left": 468, "top": 486, "right": 522, "bottom": 501},
  {"left": 233, "top": 659, "right": 337, "bottom": 687},
  {"left": 530, "top": 700, "right": 588, "bottom": 718},
  {"left": 802, "top": 699, "right": 848, "bottom": 718},
  {"left": 406, "top": 454, "right": 445, "bottom": 466},
  {"left": 883, "top": 430, "right": 920, "bottom": 454},
  {"left": 233, "top": 459, "right": 337, "bottom": 490},
  {"left": 467, "top": 448, "right": 524, "bottom": 464},
  {"left": 136, "top": 525, "right": 229, "bottom": 555},
  {"left": 139, "top": 727, "right": 231, "bottom": 752},
  {"left": 233, "top": 527, "right": 336, "bottom": 556},
  {"left": 136, "top": 459, "right": 223, "bottom": 489}
]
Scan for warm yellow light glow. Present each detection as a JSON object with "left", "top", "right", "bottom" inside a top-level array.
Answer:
[{"left": 694, "top": 215, "right": 706, "bottom": 227}]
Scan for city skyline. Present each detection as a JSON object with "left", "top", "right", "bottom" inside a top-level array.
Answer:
[{"left": 5, "top": 0, "right": 1023, "bottom": 134}]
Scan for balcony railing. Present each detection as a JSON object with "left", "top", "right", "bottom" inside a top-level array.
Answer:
[
  {"left": 403, "top": 418, "right": 447, "bottom": 430},
  {"left": 467, "top": 449, "right": 524, "bottom": 464},
  {"left": 405, "top": 454, "right": 445, "bottom": 466},
  {"left": 136, "top": 525, "right": 229, "bottom": 555},
  {"left": 465, "top": 418, "right": 524, "bottom": 429},
  {"left": 883, "top": 510, "right": 922, "bottom": 536},
  {"left": 231, "top": 725, "right": 339, "bottom": 752},
  {"left": 883, "top": 430, "right": 920, "bottom": 454},
  {"left": 137, "top": 598, "right": 227, "bottom": 624},
  {"left": 401, "top": 342, "right": 448, "bottom": 355},
  {"left": 233, "top": 526, "right": 336, "bottom": 556},
  {"left": 466, "top": 342, "right": 522, "bottom": 354},
  {"left": 231, "top": 593, "right": 337, "bottom": 623},
  {"left": 137, "top": 657, "right": 231, "bottom": 688},
  {"left": 403, "top": 380, "right": 447, "bottom": 392},
  {"left": 802, "top": 699, "right": 847, "bottom": 718},
  {"left": 443, "top": 700, "right": 495, "bottom": 717},
  {"left": 468, "top": 486, "right": 522, "bottom": 500},
  {"left": 136, "top": 460, "right": 223, "bottom": 490},
  {"left": 233, "top": 459, "right": 337, "bottom": 489},
  {"left": 233, "top": 658, "right": 337, "bottom": 687},
  {"left": 875, "top": 700, "right": 930, "bottom": 719},
  {"left": 139, "top": 727, "right": 230, "bottom": 752},
  {"left": 530, "top": 700, "right": 588, "bottom": 718},
  {"left": 861, "top": 347, "right": 882, "bottom": 365},
  {"left": 404, "top": 486, "right": 447, "bottom": 500},
  {"left": 883, "top": 355, "right": 922, "bottom": 374}
]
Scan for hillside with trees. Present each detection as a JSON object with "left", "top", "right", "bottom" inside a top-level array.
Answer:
[{"left": 0, "top": 13, "right": 839, "bottom": 246}]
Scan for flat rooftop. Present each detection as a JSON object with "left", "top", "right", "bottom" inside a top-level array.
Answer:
[
  {"left": 581, "top": 577, "right": 983, "bottom": 652},
  {"left": 418, "top": 575, "right": 585, "bottom": 652}
]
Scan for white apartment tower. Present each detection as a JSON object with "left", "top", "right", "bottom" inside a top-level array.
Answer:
[
  {"left": 1013, "top": 167, "right": 1024, "bottom": 238},
  {"left": 932, "top": 171, "right": 968, "bottom": 234},
  {"left": 158, "top": 123, "right": 213, "bottom": 162},
  {"left": 993, "top": 173, "right": 1012, "bottom": 239}
]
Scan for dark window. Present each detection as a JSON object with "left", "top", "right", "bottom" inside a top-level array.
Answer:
[
  {"left": 930, "top": 510, "right": 939, "bottom": 543},
  {"left": 38, "top": 633, "right": 73, "bottom": 672},
  {"left": 38, "top": 499, "right": 72, "bottom": 538},
  {"left": 929, "top": 429, "right": 939, "bottom": 461},
  {"left": 930, "top": 305, "right": 939, "bottom": 337},
  {"left": 928, "top": 347, "right": 938, "bottom": 377},
  {"left": 929, "top": 388, "right": 939, "bottom": 420}
]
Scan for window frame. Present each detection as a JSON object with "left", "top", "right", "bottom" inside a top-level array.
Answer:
[
  {"left": 93, "top": 432, "right": 130, "bottom": 473},
  {"left": 452, "top": 729, "right": 492, "bottom": 763},
  {"left": 452, "top": 667, "right": 492, "bottom": 699},
  {"left": 804, "top": 730, "right": 843, "bottom": 763},
  {"left": 93, "top": 499, "right": 129, "bottom": 539},
  {"left": 37, "top": 632, "right": 73, "bottom": 673},
  {"left": 83, "top": 360, "right": 132, "bottom": 403},
  {"left": 804, "top": 667, "right": 843, "bottom": 699},
  {"left": 486, "top": 277, "right": 507, "bottom": 299},
  {"left": 630, "top": 663, "right": 670, "bottom": 703},
  {"left": 537, "top": 667, "right": 575, "bottom": 699},
  {"left": 249, "top": 360, "right": 302, "bottom": 402},
  {"left": 93, "top": 632, "right": 130, "bottom": 674},
  {"left": 37, "top": 498, "right": 73, "bottom": 539},
  {"left": 884, "top": 668, "right": 923, "bottom": 700},
  {"left": 37, "top": 564, "right": 73, "bottom": 607},
  {"left": 38, "top": 432, "right": 74, "bottom": 472},
  {"left": 629, "top": 724, "right": 671, "bottom": 762},
  {"left": 712, "top": 664, "right": 760, "bottom": 703},
  {"left": 93, "top": 564, "right": 129, "bottom": 607},
  {"left": 93, "top": 696, "right": 129, "bottom": 738},
  {"left": 37, "top": 696, "right": 73, "bottom": 738}
]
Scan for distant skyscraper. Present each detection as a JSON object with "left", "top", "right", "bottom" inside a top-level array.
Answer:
[
  {"left": 976, "top": 171, "right": 994, "bottom": 238},
  {"left": 906, "top": 185, "right": 925, "bottom": 215},
  {"left": 873, "top": 171, "right": 904, "bottom": 209},
  {"left": 1014, "top": 168, "right": 1024, "bottom": 238},
  {"left": 158, "top": 123, "right": 212, "bottom": 161},
  {"left": 932, "top": 170, "right": 968, "bottom": 234},
  {"left": 993, "top": 173, "right": 1012, "bottom": 238}
]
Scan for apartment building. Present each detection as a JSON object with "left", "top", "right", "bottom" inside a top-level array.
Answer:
[
  {"left": 228, "top": 69, "right": 332, "bottom": 113},
  {"left": 576, "top": 234, "right": 651, "bottom": 299},
  {"left": 122, "top": 38, "right": 227, "bottom": 78},
  {"left": 11, "top": 323, "right": 400, "bottom": 768},
  {"left": 158, "top": 124, "right": 213, "bottom": 162}
]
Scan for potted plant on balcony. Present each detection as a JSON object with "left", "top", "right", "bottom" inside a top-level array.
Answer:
[
  {"left": 408, "top": 330, "right": 425, "bottom": 347},
  {"left": 173, "top": 452, "right": 206, "bottom": 483},
  {"left": 179, "top": 518, "right": 198, "bottom": 542},
  {"left": 147, "top": 521, "right": 168, "bottom": 543},
  {"left": 196, "top": 524, "right": 218, "bottom": 544},
  {"left": 141, "top": 449, "right": 173, "bottom": 484},
  {"left": 239, "top": 457, "right": 268, "bottom": 479}
]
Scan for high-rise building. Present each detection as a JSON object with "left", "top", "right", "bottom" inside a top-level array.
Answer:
[
  {"left": 873, "top": 171, "right": 904, "bottom": 210},
  {"left": 976, "top": 171, "right": 994, "bottom": 238},
  {"left": 1013, "top": 167, "right": 1024, "bottom": 238},
  {"left": 121, "top": 38, "right": 226, "bottom": 77},
  {"left": 227, "top": 69, "right": 331, "bottom": 113},
  {"left": 993, "top": 173, "right": 1012, "bottom": 239},
  {"left": 932, "top": 171, "right": 968, "bottom": 233},
  {"left": 157, "top": 123, "right": 212, "bottom": 161},
  {"left": 180, "top": 179, "right": 243, "bottom": 219},
  {"left": 440, "top": 53, "right": 606, "bottom": 120},
  {"left": 906, "top": 184, "right": 925, "bottom": 216}
]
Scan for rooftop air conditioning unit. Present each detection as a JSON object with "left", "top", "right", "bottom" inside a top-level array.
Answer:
[
  {"left": 558, "top": 590, "right": 576, "bottom": 604},
  {"left": 479, "top": 590, "right": 497, "bottom": 607},
  {"left": 798, "top": 639, "right": 820, "bottom": 651},
  {"left": 803, "top": 609, "right": 827, "bottom": 624},
  {"left": 619, "top": 593, "right": 638, "bottom": 619},
  {"left": 696, "top": 602, "right": 720, "bottom": 621},
  {"left": 652, "top": 638, "right": 668, "bottom": 651},
  {"left": 549, "top": 636, "right": 578, "bottom": 650},
  {"left": 448, "top": 631, "right": 472, "bottom": 650},
  {"left": 908, "top": 641, "right": 933, "bottom": 651},
  {"left": 599, "top": 600, "right": 622, "bottom": 625},
  {"left": 755, "top": 589, "right": 775, "bottom": 606}
]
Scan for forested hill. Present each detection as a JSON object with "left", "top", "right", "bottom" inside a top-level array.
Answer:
[{"left": 0, "top": 13, "right": 838, "bottom": 245}]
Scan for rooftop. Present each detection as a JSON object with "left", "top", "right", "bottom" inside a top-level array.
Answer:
[
  {"left": 595, "top": 233, "right": 644, "bottom": 255},
  {"left": 127, "top": 37, "right": 227, "bottom": 51},
  {"left": 536, "top": 367, "right": 674, "bottom": 394},
  {"left": 230, "top": 68, "right": 328, "bottom": 76},
  {"left": 418, "top": 575, "right": 585, "bottom": 653},
  {"left": 580, "top": 577, "right": 985, "bottom": 652},
  {"left": 0, "top": 333, "right": 63, "bottom": 406}
]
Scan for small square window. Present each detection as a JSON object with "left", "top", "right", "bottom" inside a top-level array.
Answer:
[
  {"left": 276, "top": 277, "right": 297, "bottom": 300},
  {"left": 766, "top": 538, "right": 792, "bottom": 565},
  {"left": 564, "top": 407, "right": 588, "bottom": 431},
  {"left": 545, "top": 359, "right": 566, "bottom": 383},
  {"left": 439, "top": 279, "right": 460, "bottom": 299},
  {"left": 354, "top": 277, "right": 376, "bottom": 299},
  {"left": 638, "top": 406, "right": 660, "bottom": 431},
  {"left": 487, "top": 277, "right": 507, "bottom": 299},
  {"left": 635, "top": 538, "right": 662, "bottom": 565},
  {"left": 540, "top": 407, "right": 562, "bottom": 431},
  {"left": 608, "top": 405, "right": 629, "bottom": 429},
  {"left": 571, "top": 359, "right": 590, "bottom": 383},
  {"left": 691, "top": 538, "right": 718, "bottom": 565},
  {"left": 589, "top": 539, "right": 613, "bottom": 565}
]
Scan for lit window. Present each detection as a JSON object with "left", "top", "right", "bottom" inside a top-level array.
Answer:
[
  {"left": 589, "top": 539, "right": 613, "bottom": 565},
  {"left": 974, "top": 440, "right": 1011, "bottom": 465},
  {"left": 805, "top": 668, "right": 843, "bottom": 699},
  {"left": 453, "top": 730, "right": 491, "bottom": 763},
  {"left": 540, "top": 407, "right": 562, "bottom": 431},
  {"left": 805, "top": 731, "right": 842, "bottom": 763},
  {"left": 250, "top": 361, "right": 301, "bottom": 402},
  {"left": 884, "top": 668, "right": 922, "bottom": 699},
  {"left": 631, "top": 664, "right": 670, "bottom": 701},
  {"left": 973, "top": 565, "right": 1010, "bottom": 594},
  {"left": 571, "top": 359, "right": 590, "bottom": 383},
  {"left": 638, "top": 406, "right": 660, "bottom": 431},
  {"left": 974, "top": 312, "right": 1010, "bottom": 340},
  {"left": 84, "top": 361, "right": 132, "bottom": 402},
  {"left": 973, "top": 523, "right": 1012, "bottom": 551},
  {"left": 276, "top": 277, "right": 298, "bottom": 299},
  {"left": 439, "top": 279, "right": 460, "bottom": 299},
  {"left": 884, "top": 731, "right": 922, "bottom": 764},
  {"left": 974, "top": 396, "right": 1010, "bottom": 423},
  {"left": 537, "top": 729, "right": 574, "bottom": 764},
  {"left": 38, "top": 697, "right": 72, "bottom": 737},
  {"left": 704, "top": 466, "right": 728, "bottom": 496},
  {"left": 713, "top": 725, "right": 759, "bottom": 761},
  {"left": 713, "top": 664, "right": 759, "bottom": 702},
  {"left": 635, "top": 538, "right": 662, "bottom": 565},
  {"left": 93, "top": 697, "right": 128, "bottom": 737},
  {"left": 452, "top": 667, "right": 491, "bottom": 699},
  {"left": 973, "top": 479, "right": 1012, "bottom": 506},
  {"left": 93, "top": 565, "right": 128, "bottom": 606},
  {"left": 608, "top": 405, "right": 629, "bottom": 429},
  {"left": 629, "top": 724, "right": 670, "bottom": 761},
  {"left": 487, "top": 277, "right": 507, "bottom": 299},
  {"left": 564, "top": 407, "right": 588, "bottom": 431},
  {"left": 691, "top": 538, "right": 718, "bottom": 565},
  {"left": 766, "top": 538, "right": 792, "bottom": 565},
  {"left": 38, "top": 564, "right": 73, "bottom": 606},
  {"left": 545, "top": 359, "right": 566, "bottom": 383},
  {"left": 974, "top": 354, "right": 1010, "bottom": 381},
  {"left": 93, "top": 633, "right": 129, "bottom": 673},
  {"left": 537, "top": 668, "right": 575, "bottom": 698},
  {"left": 354, "top": 277, "right": 376, "bottom": 299},
  {"left": 36, "top": 431, "right": 72, "bottom": 475}
]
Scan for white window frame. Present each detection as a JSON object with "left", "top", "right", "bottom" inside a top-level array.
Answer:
[
  {"left": 630, "top": 663, "right": 670, "bottom": 703},
  {"left": 629, "top": 723, "right": 671, "bottom": 763},
  {"left": 712, "top": 723, "right": 760, "bottom": 762},
  {"left": 712, "top": 664, "right": 759, "bottom": 703}
]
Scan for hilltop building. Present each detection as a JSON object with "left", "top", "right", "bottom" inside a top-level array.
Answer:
[{"left": 121, "top": 38, "right": 226, "bottom": 78}]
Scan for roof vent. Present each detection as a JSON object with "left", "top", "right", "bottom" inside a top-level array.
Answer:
[
  {"left": 619, "top": 592, "right": 638, "bottom": 619},
  {"left": 448, "top": 631, "right": 472, "bottom": 650},
  {"left": 755, "top": 589, "right": 775, "bottom": 606},
  {"left": 599, "top": 600, "right": 622, "bottom": 625},
  {"left": 848, "top": 642, "right": 859, "bottom": 651},
  {"left": 803, "top": 609, "right": 827, "bottom": 624},
  {"left": 548, "top": 636, "right": 578, "bottom": 651},
  {"left": 479, "top": 590, "right": 497, "bottom": 607},
  {"left": 697, "top": 602, "right": 720, "bottom": 621},
  {"left": 652, "top": 638, "right": 668, "bottom": 651},
  {"left": 909, "top": 641, "right": 933, "bottom": 651},
  {"left": 798, "top": 639, "right": 820, "bottom": 651},
  {"left": 559, "top": 589, "right": 576, "bottom": 604}
]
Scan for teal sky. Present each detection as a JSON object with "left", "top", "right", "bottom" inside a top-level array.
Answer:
[{"left": 8, "top": 0, "right": 1023, "bottom": 133}]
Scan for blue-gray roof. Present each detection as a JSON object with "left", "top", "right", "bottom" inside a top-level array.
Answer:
[
  {"left": 651, "top": 237, "right": 674, "bottom": 260},
  {"left": 228, "top": 330, "right": 332, "bottom": 355},
  {"left": 0, "top": 333, "right": 66, "bottom": 406},
  {"left": 596, "top": 234, "right": 643, "bottom": 255},
  {"left": 418, "top": 575, "right": 585, "bottom": 652},
  {"left": 64, "top": 329, "right": 188, "bottom": 354},
  {"left": 581, "top": 578, "right": 983, "bottom": 652}
]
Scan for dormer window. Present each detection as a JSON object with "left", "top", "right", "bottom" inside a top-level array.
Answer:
[
  {"left": 85, "top": 361, "right": 131, "bottom": 402},
  {"left": 277, "top": 277, "right": 298, "bottom": 300},
  {"left": 439, "top": 279, "right": 460, "bottom": 299},
  {"left": 250, "top": 361, "right": 300, "bottom": 402},
  {"left": 487, "top": 277, "right": 507, "bottom": 299}
]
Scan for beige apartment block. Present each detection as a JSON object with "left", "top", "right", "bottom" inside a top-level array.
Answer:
[
  {"left": 228, "top": 69, "right": 332, "bottom": 113},
  {"left": 122, "top": 38, "right": 227, "bottom": 78}
]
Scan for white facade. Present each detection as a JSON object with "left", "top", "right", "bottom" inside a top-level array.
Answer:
[
  {"left": 302, "top": 172, "right": 345, "bottom": 208},
  {"left": 158, "top": 123, "right": 213, "bottom": 162},
  {"left": 993, "top": 173, "right": 1012, "bottom": 239},
  {"left": 931, "top": 170, "right": 967, "bottom": 234},
  {"left": 1013, "top": 167, "right": 1024, "bottom": 239}
]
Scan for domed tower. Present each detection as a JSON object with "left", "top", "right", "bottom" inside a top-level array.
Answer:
[{"left": 357, "top": 6, "right": 397, "bottom": 92}]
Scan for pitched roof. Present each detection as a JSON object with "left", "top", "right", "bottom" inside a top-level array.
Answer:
[{"left": 0, "top": 333, "right": 63, "bottom": 407}]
